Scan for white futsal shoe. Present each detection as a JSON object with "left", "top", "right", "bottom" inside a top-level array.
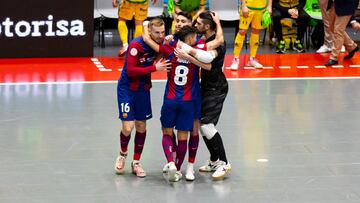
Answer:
[
  {"left": 199, "top": 159, "right": 221, "bottom": 172},
  {"left": 212, "top": 161, "right": 232, "bottom": 181},
  {"left": 247, "top": 58, "right": 263, "bottom": 68},
  {"left": 185, "top": 163, "right": 195, "bottom": 181},
  {"left": 229, "top": 57, "right": 239, "bottom": 70},
  {"left": 114, "top": 152, "right": 127, "bottom": 174}
]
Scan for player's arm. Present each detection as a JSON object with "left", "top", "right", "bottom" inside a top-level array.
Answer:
[
  {"left": 178, "top": 41, "right": 218, "bottom": 63},
  {"left": 267, "top": 0, "right": 273, "bottom": 14},
  {"left": 126, "top": 43, "right": 170, "bottom": 76},
  {"left": 175, "top": 48, "right": 212, "bottom": 70},
  {"left": 205, "top": 12, "right": 224, "bottom": 51}
]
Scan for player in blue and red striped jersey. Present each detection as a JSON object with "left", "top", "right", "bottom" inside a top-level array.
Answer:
[
  {"left": 143, "top": 25, "right": 211, "bottom": 182},
  {"left": 114, "top": 17, "right": 171, "bottom": 178}
]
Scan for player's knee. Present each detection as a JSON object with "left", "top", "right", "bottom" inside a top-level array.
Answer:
[
  {"left": 122, "top": 123, "right": 134, "bottom": 135},
  {"left": 251, "top": 29, "right": 260, "bottom": 34},
  {"left": 135, "top": 121, "right": 146, "bottom": 132},
  {"left": 200, "top": 123, "right": 217, "bottom": 140},
  {"left": 239, "top": 29, "right": 247, "bottom": 36},
  {"left": 122, "top": 127, "right": 133, "bottom": 135}
]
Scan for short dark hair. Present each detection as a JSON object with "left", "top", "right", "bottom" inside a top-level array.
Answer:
[
  {"left": 177, "top": 12, "right": 192, "bottom": 22},
  {"left": 198, "top": 11, "right": 216, "bottom": 31},
  {"left": 177, "top": 25, "right": 197, "bottom": 41}
]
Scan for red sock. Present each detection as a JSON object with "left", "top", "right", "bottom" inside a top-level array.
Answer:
[
  {"left": 120, "top": 131, "right": 130, "bottom": 153},
  {"left": 188, "top": 135, "right": 199, "bottom": 163},
  {"left": 175, "top": 140, "right": 187, "bottom": 170},
  {"left": 162, "top": 134, "right": 174, "bottom": 163},
  {"left": 133, "top": 131, "right": 146, "bottom": 161}
]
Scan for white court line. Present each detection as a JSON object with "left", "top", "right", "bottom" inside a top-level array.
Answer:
[
  {"left": 93, "top": 61, "right": 102, "bottom": 65},
  {"left": 91, "top": 58, "right": 99, "bottom": 62},
  {"left": 118, "top": 68, "right": 123, "bottom": 71},
  {"left": 350, "top": 65, "right": 360, "bottom": 68},
  {"left": 279, "top": 66, "right": 291, "bottom": 69},
  {"left": 99, "top": 68, "right": 112, "bottom": 72},
  {"left": 297, "top": 66, "right": 309, "bottom": 69},
  {"left": 96, "top": 64, "right": 105, "bottom": 68},
  {"left": 244, "top": 66, "right": 255, "bottom": 69},
  {"left": 262, "top": 66, "right": 273, "bottom": 69},
  {"left": 315, "top": 66, "right": 326, "bottom": 69},
  {"left": 332, "top": 65, "right": 344, "bottom": 68}
]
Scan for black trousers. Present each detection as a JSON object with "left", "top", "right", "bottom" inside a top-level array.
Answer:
[{"left": 272, "top": 7, "right": 310, "bottom": 42}]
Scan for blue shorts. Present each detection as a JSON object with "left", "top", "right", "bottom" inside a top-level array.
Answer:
[
  {"left": 160, "top": 99, "right": 195, "bottom": 131},
  {"left": 194, "top": 96, "right": 201, "bottom": 120},
  {"left": 117, "top": 88, "right": 152, "bottom": 121}
]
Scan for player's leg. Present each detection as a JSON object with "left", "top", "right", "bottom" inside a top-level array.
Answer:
[
  {"left": 160, "top": 99, "right": 178, "bottom": 181},
  {"left": 247, "top": 10, "right": 263, "bottom": 68},
  {"left": 186, "top": 120, "right": 199, "bottom": 181},
  {"left": 117, "top": 1, "right": 134, "bottom": 57},
  {"left": 186, "top": 98, "right": 201, "bottom": 181},
  {"left": 199, "top": 87, "right": 231, "bottom": 180},
  {"left": 115, "top": 87, "right": 136, "bottom": 174},
  {"left": 229, "top": 9, "right": 252, "bottom": 70},
  {"left": 134, "top": 2, "right": 148, "bottom": 38},
  {"left": 130, "top": 91, "right": 152, "bottom": 177}
]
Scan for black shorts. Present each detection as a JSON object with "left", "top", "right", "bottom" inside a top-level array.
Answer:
[{"left": 200, "top": 84, "right": 228, "bottom": 125}]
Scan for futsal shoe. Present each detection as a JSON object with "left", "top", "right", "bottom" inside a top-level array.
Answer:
[
  {"left": 324, "top": 59, "right": 338, "bottom": 66},
  {"left": 167, "top": 162, "right": 179, "bottom": 182},
  {"left": 185, "top": 163, "right": 195, "bottom": 181},
  {"left": 344, "top": 46, "right": 359, "bottom": 59},
  {"left": 114, "top": 153, "right": 127, "bottom": 174},
  {"left": 316, "top": 44, "right": 331, "bottom": 53},
  {"left": 131, "top": 161, "right": 146, "bottom": 178},
  {"left": 247, "top": 58, "right": 263, "bottom": 68},
  {"left": 117, "top": 43, "right": 128, "bottom": 57},
  {"left": 228, "top": 58, "right": 239, "bottom": 70},
  {"left": 199, "top": 159, "right": 221, "bottom": 172},
  {"left": 212, "top": 161, "right": 232, "bottom": 181}
]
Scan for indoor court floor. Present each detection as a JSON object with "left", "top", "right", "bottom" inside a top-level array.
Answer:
[{"left": 2, "top": 26, "right": 360, "bottom": 202}]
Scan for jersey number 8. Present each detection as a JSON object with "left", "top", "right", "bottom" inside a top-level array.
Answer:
[{"left": 174, "top": 65, "right": 189, "bottom": 86}]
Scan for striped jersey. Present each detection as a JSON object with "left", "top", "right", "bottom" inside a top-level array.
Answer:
[
  {"left": 118, "top": 37, "right": 157, "bottom": 92},
  {"left": 159, "top": 40, "right": 206, "bottom": 101}
]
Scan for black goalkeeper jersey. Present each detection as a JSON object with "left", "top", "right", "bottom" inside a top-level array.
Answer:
[{"left": 201, "top": 34, "right": 228, "bottom": 90}]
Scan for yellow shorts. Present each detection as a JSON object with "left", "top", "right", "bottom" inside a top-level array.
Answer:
[
  {"left": 118, "top": 0, "right": 148, "bottom": 21},
  {"left": 239, "top": 9, "right": 264, "bottom": 30}
]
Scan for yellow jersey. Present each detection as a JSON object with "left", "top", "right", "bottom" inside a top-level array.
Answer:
[{"left": 244, "top": 0, "right": 267, "bottom": 10}]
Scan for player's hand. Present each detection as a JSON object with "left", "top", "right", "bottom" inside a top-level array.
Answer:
[
  {"left": 211, "top": 11, "right": 221, "bottom": 24},
  {"left": 164, "top": 35, "right": 174, "bottom": 45},
  {"left": 352, "top": 21, "right": 360, "bottom": 32},
  {"left": 174, "top": 48, "right": 191, "bottom": 61},
  {"left": 112, "top": 0, "right": 118, "bottom": 8},
  {"left": 176, "top": 40, "right": 184, "bottom": 49},
  {"left": 155, "top": 59, "right": 171, "bottom": 71},
  {"left": 267, "top": 6, "right": 272, "bottom": 15},
  {"left": 242, "top": 5, "right": 249, "bottom": 18}
]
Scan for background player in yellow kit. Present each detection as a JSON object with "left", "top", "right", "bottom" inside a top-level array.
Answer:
[
  {"left": 229, "top": 0, "right": 272, "bottom": 70},
  {"left": 169, "top": 0, "right": 207, "bottom": 33},
  {"left": 112, "top": 0, "right": 158, "bottom": 57}
]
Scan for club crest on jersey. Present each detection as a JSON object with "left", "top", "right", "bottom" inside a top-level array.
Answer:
[
  {"left": 122, "top": 113, "right": 128, "bottom": 118},
  {"left": 130, "top": 48, "right": 138, "bottom": 56}
]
